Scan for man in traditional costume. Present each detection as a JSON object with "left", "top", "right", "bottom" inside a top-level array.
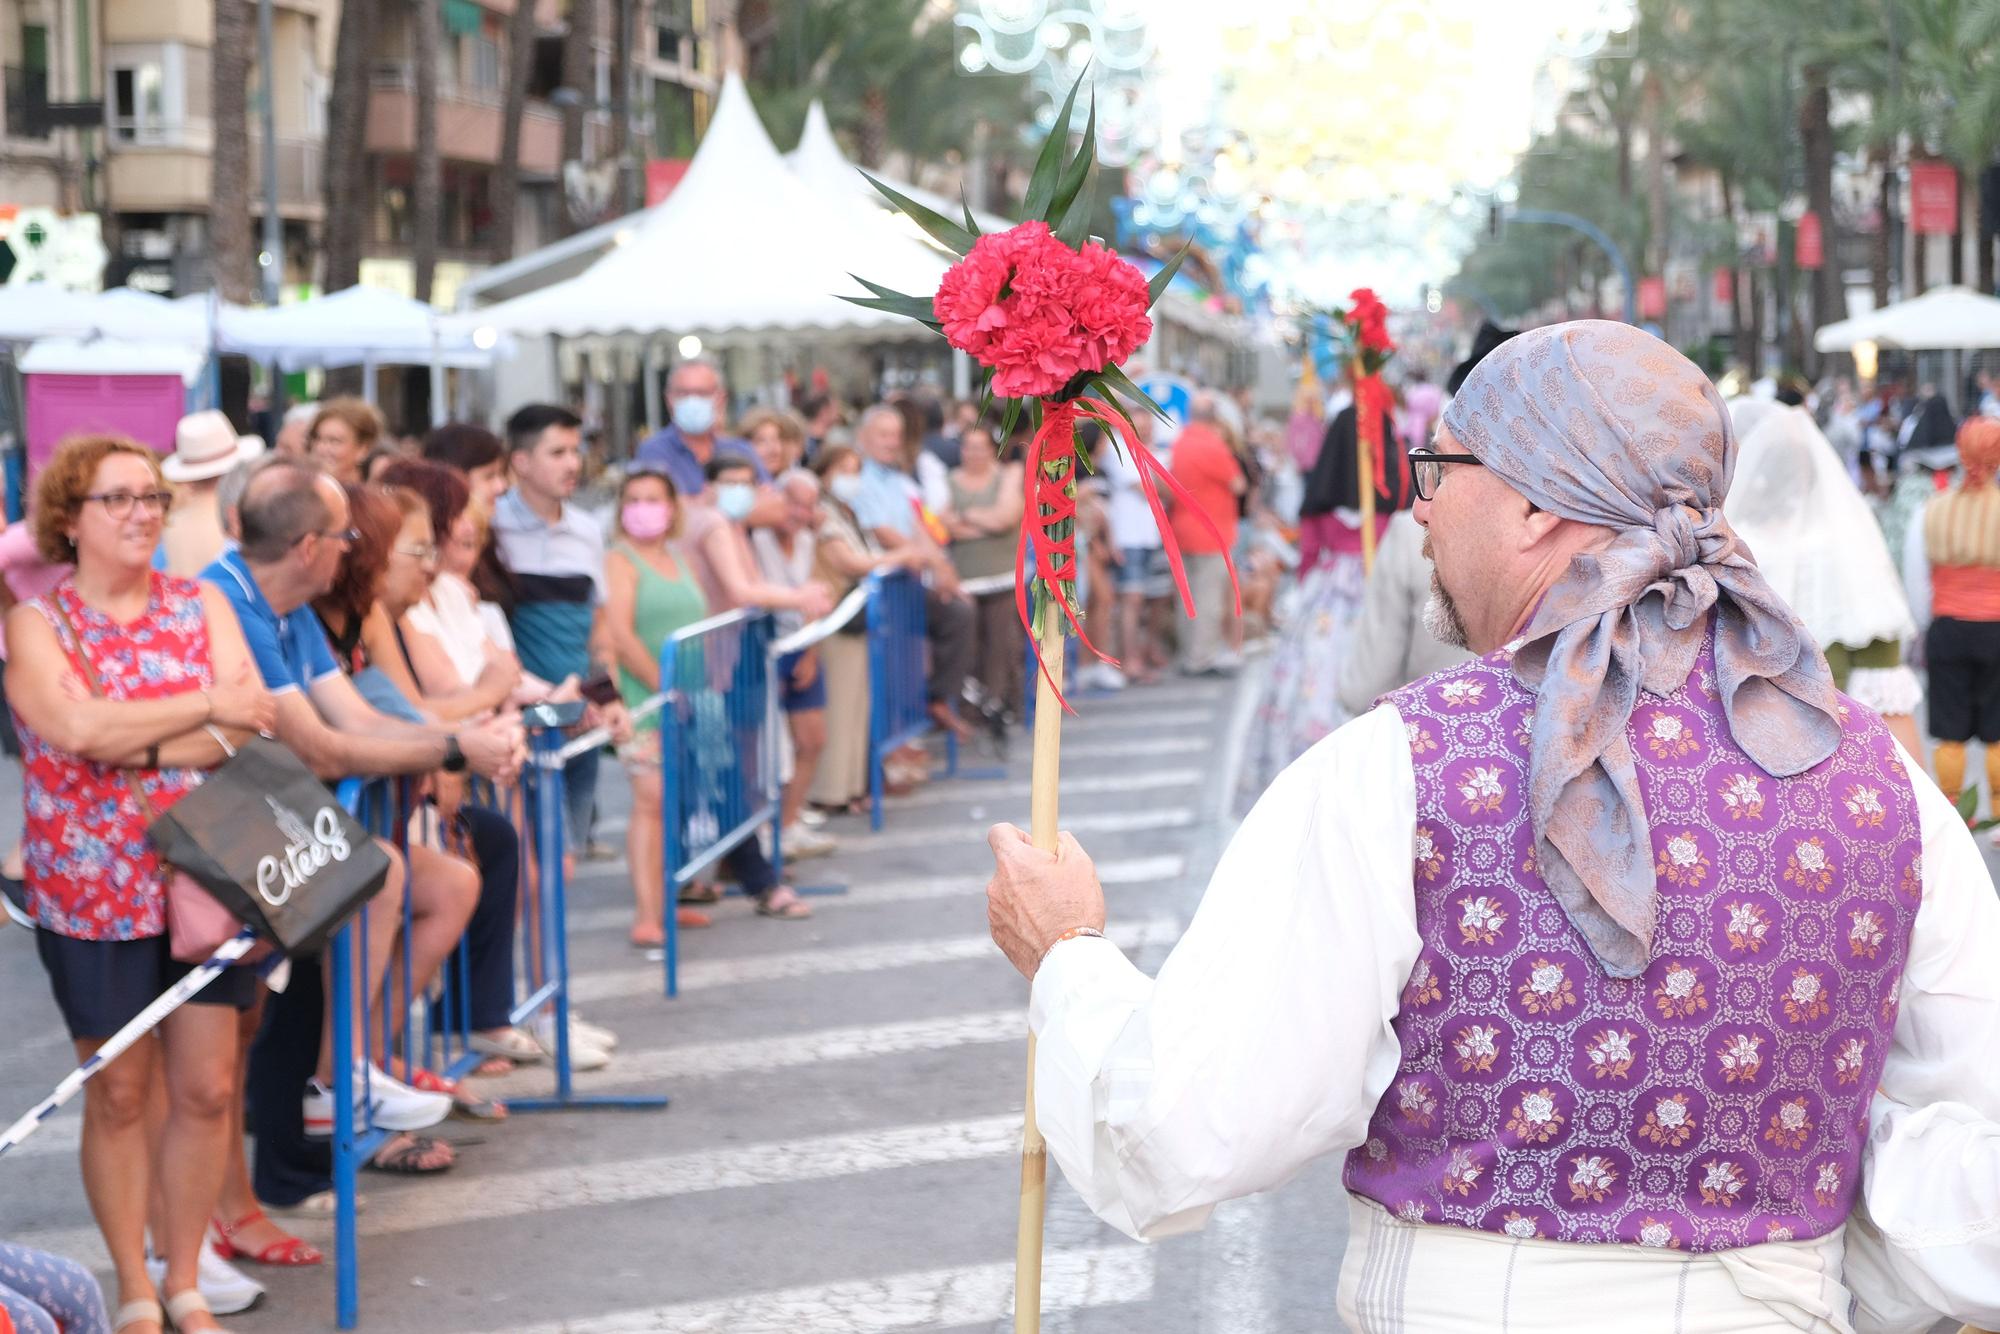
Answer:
[{"left": 987, "top": 322, "right": 2000, "bottom": 1330}]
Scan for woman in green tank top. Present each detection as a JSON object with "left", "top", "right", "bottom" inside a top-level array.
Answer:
[{"left": 604, "top": 469, "right": 709, "bottom": 946}]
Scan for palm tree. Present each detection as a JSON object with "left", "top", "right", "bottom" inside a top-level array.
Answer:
[
  {"left": 1895, "top": 0, "right": 2000, "bottom": 294},
  {"left": 322, "top": 0, "right": 376, "bottom": 295},
  {"left": 413, "top": 0, "right": 442, "bottom": 302},
  {"left": 493, "top": 0, "right": 541, "bottom": 258},
  {"left": 557, "top": 0, "right": 599, "bottom": 236},
  {"left": 210, "top": 0, "right": 255, "bottom": 302}
]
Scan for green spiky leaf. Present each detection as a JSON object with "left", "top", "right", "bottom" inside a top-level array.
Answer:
[
  {"left": 842, "top": 275, "right": 941, "bottom": 324},
  {"left": 1097, "top": 363, "right": 1172, "bottom": 425},
  {"left": 1083, "top": 374, "right": 1147, "bottom": 445},
  {"left": 1957, "top": 787, "right": 1981, "bottom": 824},
  {"left": 1146, "top": 240, "right": 1193, "bottom": 309},
  {"left": 860, "top": 171, "right": 976, "bottom": 254},
  {"left": 1000, "top": 395, "right": 1025, "bottom": 442},
  {"left": 960, "top": 191, "right": 980, "bottom": 239},
  {"left": 1052, "top": 158, "right": 1096, "bottom": 249},
  {"left": 1048, "top": 92, "right": 1097, "bottom": 223},
  {"left": 1022, "top": 72, "right": 1088, "bottom": 221}
]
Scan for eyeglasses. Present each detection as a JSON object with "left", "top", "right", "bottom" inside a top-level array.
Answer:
[
  {"left": 302, "top": 526, "right": 361, "bottom": 549},
  {"left": 1408, "top": 449, "right": 1485, "bottom": 502},
  {"left": 85, "top": 490, "right": 173, "bottom": 518},
  {"left": 394, "top": 542, "right": 439, "bottom": 564}
]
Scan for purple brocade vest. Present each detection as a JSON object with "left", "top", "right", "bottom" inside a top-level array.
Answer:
[{"left": 1342, "top": 632, "right": 1921, "bottom": 1252}]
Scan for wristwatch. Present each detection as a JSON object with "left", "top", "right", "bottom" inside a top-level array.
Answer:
[{"left": 441, "top": 735, "right": 468, "bottom": 773}]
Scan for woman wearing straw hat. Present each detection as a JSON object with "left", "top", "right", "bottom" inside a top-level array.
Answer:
[{"left": 159, "top": 411, "right": 264, "bottom": 578}]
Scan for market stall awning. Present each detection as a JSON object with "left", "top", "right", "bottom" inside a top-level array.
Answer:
[
  {"left": 1815, "top": 286, "right": 2000, "bottom": 352},
  {"left": 220, "top": 284, "right": 502, "bottom": 371}
]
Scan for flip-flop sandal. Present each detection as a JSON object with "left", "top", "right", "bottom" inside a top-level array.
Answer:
[
  {"left": 755, "top": 888, "right": 812, "bottom": 920},
  {"left": 471, "top": 1055, "right": 515, "bottom": 1077},
  {"left": 365, "top": 1133, "right": 455, "bottom": 1175},
  {"left": 679, "top": 883, "right": 723, "bottom": 905}
]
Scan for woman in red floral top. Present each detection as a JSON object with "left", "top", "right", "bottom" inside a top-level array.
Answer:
[{"left": 7, "top": 436, "right": 275, "bottom": 1334}]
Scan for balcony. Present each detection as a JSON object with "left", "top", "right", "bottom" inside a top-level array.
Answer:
[
  {"left": 365, "top": 64, "right": 561, "bottom": 176},
  {"left": 2, "top": 66, "right": 50, "bottom": 142},
  {"left": 249, "top": 135, "right": 325, "bottom": 218}
]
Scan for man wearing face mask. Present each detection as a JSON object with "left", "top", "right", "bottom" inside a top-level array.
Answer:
[{"left": 634, "top": 355, "right": 765, "bottom": 499}]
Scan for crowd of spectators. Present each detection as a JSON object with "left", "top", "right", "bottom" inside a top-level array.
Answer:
[{"left": 0, "top": 358, "right": 1290, "bottom": 1332}]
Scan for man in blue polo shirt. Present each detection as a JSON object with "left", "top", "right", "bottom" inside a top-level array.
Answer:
[
  {"left": 632, "top": 355, "right": 764, "bottom": 497},
  {"left": 205, "top": 458, "right": 525, "bottom": 1205},
  {"left": 493, "top": 404, "right": 631, "bottom": 853}
]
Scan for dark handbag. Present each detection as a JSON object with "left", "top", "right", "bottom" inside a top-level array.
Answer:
[
  {"left": 146, "top": 733, "right": 391, "bottom": 957},
  {"left": 53, "top": 600, "right": 390, "bottom": 959}
]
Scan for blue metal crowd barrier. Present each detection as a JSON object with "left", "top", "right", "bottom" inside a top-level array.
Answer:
[
  {"left": 865, "top": 569, "right": 965, "bottom": 829},
  {"left": 329, "top": 718, "right": 665, "bottom": 1329},
  {"left": 657, "top": 608, "right": 781, "bottom": 997}
]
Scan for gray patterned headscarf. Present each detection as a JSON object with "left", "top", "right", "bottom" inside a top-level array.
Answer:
[{"left": 1439, "top": 321, "right": 1843, "bottom": 979}]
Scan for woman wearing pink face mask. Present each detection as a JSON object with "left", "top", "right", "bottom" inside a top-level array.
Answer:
[{"left": 604, "top": 469, "right": 714, "bottom": 945}]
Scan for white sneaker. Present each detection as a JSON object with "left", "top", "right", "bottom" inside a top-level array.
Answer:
[
  {"left": 147, "top": 1237, "right": 264, "bottom": 1316},
  {"left": 568, "top": 1011, "right": 619, "bottom": 1050},
  {"left": 529, "top": 1013, "right": 611, "bottom": 1070},
  {"left": 303, "top": 1064, "right": 450, "bottom": 1136},
  {"left": 1078, "top": 663, "right": 1127, "bottom": 691},
  {"left": 799, "top": 807, "right": 828, "bottom": 828},
  {"left": 782, "top": 823, "right": 838, "bottom": 859}
]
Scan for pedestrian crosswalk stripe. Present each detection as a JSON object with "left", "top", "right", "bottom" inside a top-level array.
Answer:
[
  {"left": 853, "top": 806, "right": 1192, "bottom": 854},
  {"left": 1060, "top": 735, "right": 1208, "bottom": 759},
  {"left": 484, "top": 1009, "right": 1025, "bottom": 1093},
  {"left": 364, "top": 1114, "right": 1025, "bottom": 1237},
  {"left": 473, "top": 1244, "right": 1153, "bottom": 1333},
  {"left": 1068, "top": 708, "right": 1211, "bottom": 732},
  {"left": 568, "top": 917, "right": 1179, "bottom": 1003},
  {"left": 564, "top": 853, "right": 1186, "bottom": 934},
  {"left": 887, "top": 767, "right": 1200, "bottom": 808}
]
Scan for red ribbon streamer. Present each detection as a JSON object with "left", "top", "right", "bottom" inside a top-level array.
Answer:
[
  {"left": 1355, "top": 371, "right": 1390, "bottom": 498},
  {"left": 1015, "top": 395, "right": 1242, "bottom": 713}
]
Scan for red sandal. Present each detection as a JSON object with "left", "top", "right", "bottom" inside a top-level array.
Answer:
[{"left": 211, "top": 1208, "right": 324, "bottom": 1266}]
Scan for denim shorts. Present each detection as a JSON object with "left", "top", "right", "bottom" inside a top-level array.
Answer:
[
  {"left": 37, "top": 929, "right": 257, "bottom": 1041},
  {"left": 777, "top": 650, "right": 829, "bottom": 712},
  {"left": 1114, "top": 546, "right": 1171, "bottom": 597}
]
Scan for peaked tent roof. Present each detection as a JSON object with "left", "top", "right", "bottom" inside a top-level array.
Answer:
[
  {"left": 472, "top": 76, "right": 949, "bottom": 341},
  {"left": 786, "top": 100, "right": 1013, "bottom": 237}
]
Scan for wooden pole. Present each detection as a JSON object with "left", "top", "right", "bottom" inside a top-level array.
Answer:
[
  {"left": 1014, "top": 594, "right": 1064, "bottom": 1332},
  {"left": 1358, "top": 378, "right": 1378, "bottom": 573}
]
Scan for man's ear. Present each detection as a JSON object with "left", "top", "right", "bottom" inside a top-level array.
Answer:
[{"left": 1520, "top": 504, "right": 1567, "bottom": 550}]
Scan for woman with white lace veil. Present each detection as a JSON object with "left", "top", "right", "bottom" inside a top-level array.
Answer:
[{"left": 1725, "top": 402, "right": 1925, "bottom": 761}]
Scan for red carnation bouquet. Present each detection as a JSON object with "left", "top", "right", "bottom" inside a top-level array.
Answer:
[{"left": 847, "top": 77, "right": 1237, "bottom": 709}]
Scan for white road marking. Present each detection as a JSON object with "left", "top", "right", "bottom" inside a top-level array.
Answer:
[
  {"left": 852, "top": 806, "right": 1192, "bottom": 854},
  {"left": 3, "top": 1114, "right": 78, "bottom": 1159},
  {"left": 564, "top": 853, "right": 1186, "bottom": 933},
  {"left": 1201, "top": 1196, "right": 1275, "bottom": 1333},
  {"left": 1068, "top": 708, "right": 1211, "bottom": 732},
  {"left": 362, "top": 1114, "right": 1024, "bottom": 1237},
  {"left": 1056, "top": 735, "right": 1208, "bottom": 759},
  {"left": 568, "top": 917, "right": 1179, "bottom": 1003},
  {"left": 476, "top": 1245, "right": 1153, "bottom": 1333},
  {"left": 484, "top": 1009, "right": 1026, "bottom": 1093},
  {"left": 886, "top": 767, "right": 1200, "bottom": 809}
]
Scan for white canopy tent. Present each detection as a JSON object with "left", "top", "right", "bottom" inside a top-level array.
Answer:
[
  {"left": 0, "top": 284, "right": 103, "bottom": 342},
  {"left": 19, "top": 335, "right": 206, "bottom": 385},
  {"left": 219, "top": 284, "right": 503, "bottom": 418},
  {"left": 468, "top": 74, "right": 949, "bottom": 343},
  {"left": 786, "top": 99, "right": 1013, "bottom": 239},
  {"left": 1815, "top": 286, "right": 2000, "bottom": 352}
]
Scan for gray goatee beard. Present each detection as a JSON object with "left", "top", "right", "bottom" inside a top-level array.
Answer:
[
  {"left": 1420, "top": 529, "right": 1470, "bottom": 649},
  {"left": 1423, "top": 570, "right": 1471, "bottom": 649}
]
